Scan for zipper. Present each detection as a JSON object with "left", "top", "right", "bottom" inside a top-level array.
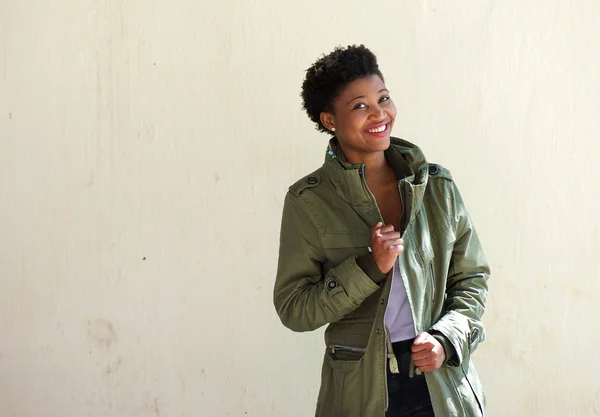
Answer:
[
  {"left": 359, "top": 165, "right": 384, "bottom": 222},
  {"left": 397, "top": 181, "right": 407, "bottom": 235},
  {"left": 358, "top": 165, "right": 393, "bottom": 413},
  {"left": 429, "top": 261, "right": 435, "bottom": 303},
  {"left": 462, "top": 365, "right": 484, "bottom": 416},
  {"left": 329, "top": 344, "right": 366, "bottom": 356}
]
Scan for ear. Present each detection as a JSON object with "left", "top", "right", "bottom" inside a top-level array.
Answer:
[{"left": 319, "top": 112, "right": 336, "bottom": 132}]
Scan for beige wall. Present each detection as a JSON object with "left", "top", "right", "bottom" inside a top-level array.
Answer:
[{"left": 2, "top": 1, "right": 599, "bottom": 416}]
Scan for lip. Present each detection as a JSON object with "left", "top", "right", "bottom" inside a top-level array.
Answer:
[
  {"left": 365, "top": 120, "right": 389, "bottom": 131},
  {"left": 364, "top": 121, "right": 391, "bottom": 137}
]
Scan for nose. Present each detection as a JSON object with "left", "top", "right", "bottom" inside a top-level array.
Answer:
[{"left": 368, "top": 104, "right": 385, "bottom": 120}]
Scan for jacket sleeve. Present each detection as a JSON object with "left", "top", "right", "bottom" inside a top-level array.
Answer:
[
  {"left": 429, "top": 181, "right": 490, "bottom": 366},
  {"left": 273, "top": 191, "right": 383, "bottom": 332}
]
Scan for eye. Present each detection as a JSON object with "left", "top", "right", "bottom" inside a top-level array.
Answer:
[
  {"left": 379, "top": 96, "right": 391, "bottom": 103},
  {"left": 352, "top": 102, "right": 367, "bottom": 110}
]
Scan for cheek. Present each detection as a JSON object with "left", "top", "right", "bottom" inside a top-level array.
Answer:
[
  {"left": 344, "top": 112, "right": 366, "bottom": 130},
  {"left": 388, "top": 103, "right": 398, "bottom": 120}
]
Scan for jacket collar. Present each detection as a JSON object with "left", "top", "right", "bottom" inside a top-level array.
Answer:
[{"left": 322, "top": 137, "right": 430, "bottom": 230}]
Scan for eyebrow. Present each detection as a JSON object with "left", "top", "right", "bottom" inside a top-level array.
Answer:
[{"left": 347, "top": 89, "right": 389, "bottom": 105}]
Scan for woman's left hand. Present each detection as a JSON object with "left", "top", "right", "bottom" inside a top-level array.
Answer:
[{"left": 411, "top": 332, "right": 446, "bottom": 372}]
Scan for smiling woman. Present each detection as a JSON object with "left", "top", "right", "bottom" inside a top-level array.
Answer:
[
  {"left": 273, "top": 45, "right": 490, "bottom": 417},
  {"left": 322, "top": 74, "right": 397, "bottom": 158}
]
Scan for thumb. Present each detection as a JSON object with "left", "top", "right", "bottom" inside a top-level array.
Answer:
[{"left": 413, "top": 332, "right": 430, "bottom": 346}]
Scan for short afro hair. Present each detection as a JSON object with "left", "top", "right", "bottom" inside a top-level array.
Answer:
[{"left": 301, "top": 45, "right": 384, "bottom": 133}]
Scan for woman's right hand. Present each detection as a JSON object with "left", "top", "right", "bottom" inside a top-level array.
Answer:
[{"left": 370, "top": 222, "right": 404, "bottom": 274}]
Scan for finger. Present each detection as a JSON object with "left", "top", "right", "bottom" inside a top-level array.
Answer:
[
  {"left": 388, "top": 244, "right": 404, "bottom": 253},
  {"left": 413, "top": 358, "right": 434, "bottom": 368},
  {"left": 412, "top": 333, "right": 430, "bottom": 352},
  {"left": 373, "top": 227, "right": 398, "bottom": 241},
  {"left": 412, "top": 340, "right": 436, "bottom": 353},
  {"left": 381, "top": 233, "right": 402, "bottom": 241},
  {"left": 412, "top": 347, "right": 434, "bottom": 359},
  {"left": 384, "top": 239, "right": 404, "bottom": 249},
  {"left": 411, "top": 343, "right": 429, "bottom": 353},
  {"left": 371, "top": 222, "right": 383, "bottom": 238},
  {"left": 418, "top": 365, "right": 436, "bottom": 373},
  {"left": 411, "top": 351, "right": 431, "bottom": 362},
  {"left": 379, "top": 224, "right": 395, "bottom": 233}
]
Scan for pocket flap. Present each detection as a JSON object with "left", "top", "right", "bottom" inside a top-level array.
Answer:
[{"left": 322, "top": 232, "right": 370, "bottom": 249}]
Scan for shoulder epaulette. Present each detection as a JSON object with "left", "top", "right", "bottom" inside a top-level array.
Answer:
[
  {"left": 289, "top": 170, "right": 322, "bottom": 196},
  {"left": 427, "top": 163, "right": 453, "bottom": 180}
]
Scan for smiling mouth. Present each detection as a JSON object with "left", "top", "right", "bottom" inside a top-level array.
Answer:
[{"left": 366, "top": 124, "right": 388, "bottom": 134}]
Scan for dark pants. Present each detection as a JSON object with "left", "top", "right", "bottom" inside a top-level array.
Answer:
[{"left": 386, "top": 339, "right": 435, "bottom": 417}]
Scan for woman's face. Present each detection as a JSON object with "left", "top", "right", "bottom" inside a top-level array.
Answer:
[{"left": 320, "top": 74, "right": 397, "bottom": 162}]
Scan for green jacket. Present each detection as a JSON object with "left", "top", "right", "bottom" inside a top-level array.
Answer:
[{"left": 274, "top": 137, "right": 490, "bottom": 417}]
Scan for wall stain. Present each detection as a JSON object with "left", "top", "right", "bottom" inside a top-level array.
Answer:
[
  {"left": 177, "top": 369, "right": 186, "bottom": 395},
  {"left": 105, "top": 357, "right": 122, "bottom": 376},
  {"left": 508, "top": 341, "right": 527, "bottom": 361},
  {"left": 88, "top": 318, "right": 118, "bottom": 349},
  {"left": 83, "top": 173, "right": 95, "bottom": 188},
  {"left": 138, "top": 397, "right": 161, "bottom": 417}
]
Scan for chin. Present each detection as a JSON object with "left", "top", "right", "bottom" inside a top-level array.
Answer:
[{"left": 366, "top": 135, "right": 391, "bottom": 151}]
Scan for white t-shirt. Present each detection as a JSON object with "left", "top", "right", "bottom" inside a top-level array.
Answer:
[{"left": 384, "top": 261, "right": 416, "bottom": 342}]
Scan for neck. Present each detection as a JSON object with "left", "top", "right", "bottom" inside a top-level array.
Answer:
[
  {"left": 363, "top": 153, "right": 387, "bottom": 177},
  {"left": 340, "top": 146, "right": 394, "bottom": 185}
]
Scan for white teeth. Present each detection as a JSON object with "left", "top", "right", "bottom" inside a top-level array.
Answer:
[{"left": 367, "top": 124, "right": 387, "bottom": 133}]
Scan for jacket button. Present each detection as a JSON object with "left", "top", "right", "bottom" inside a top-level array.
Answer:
[
  {"left": 326, "top": 279, "right": 338, "bottom": 290},
  {"left": 380, "top": 299, "right": 385, "bottom": 304},
  {"left": 306, "top": 176, "right": 317, "bottom": 184},
  {"left": 428, "top": 165, "right": 439, "bottom": 175}
]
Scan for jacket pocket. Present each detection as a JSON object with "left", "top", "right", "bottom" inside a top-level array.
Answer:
[
  {"left": 317, "top": 346, "right": 364, "bottom": 417},
  {"left": 429, "top": 260, "right": 436, "bottom": 302},
  {"left": 321, "top": 232, "right": 371, "bottom": 273}
]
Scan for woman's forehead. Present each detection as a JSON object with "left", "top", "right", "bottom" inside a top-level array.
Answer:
[{"left": 336, "top": 75, "right": 387, "bottom": 102}]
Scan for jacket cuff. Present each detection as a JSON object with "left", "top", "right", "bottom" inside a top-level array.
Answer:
[
  {"left": 430, "top": 331, "right": 458, "bottom": 366},
  {"left": 356, "top": 253, "right": 387, "bottom": 283}
]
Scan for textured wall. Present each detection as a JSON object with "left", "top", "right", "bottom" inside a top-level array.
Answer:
[{"left": 1, "top": 1, "right": 599, "bottom": 416}]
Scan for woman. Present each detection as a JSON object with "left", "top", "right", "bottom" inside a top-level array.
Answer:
[{"left": 273, "top": 45, "right": 490, "bottom": 417}]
